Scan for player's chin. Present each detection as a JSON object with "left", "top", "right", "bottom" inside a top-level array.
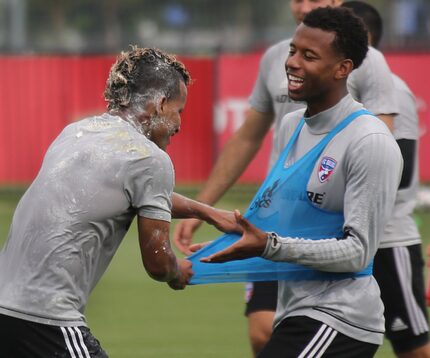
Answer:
[{"left": 287, "top": 90, "right": 304, "bottom": 102}]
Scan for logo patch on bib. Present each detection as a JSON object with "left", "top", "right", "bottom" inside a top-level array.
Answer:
[{"left": 318, "top": 157, "right": 337, "bottom": 183}]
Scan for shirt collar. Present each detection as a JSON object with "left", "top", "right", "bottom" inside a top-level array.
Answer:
[{"left": 303, "top": 94, "right": 363, "bottom": 134}]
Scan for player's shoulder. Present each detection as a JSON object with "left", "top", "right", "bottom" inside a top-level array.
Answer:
[
  {"left": 359, "top": 46, "right": 389, "bottom": 71},
  {"left": 350, "top": 110, "right": 392, "bottom": 135},
  {"left": 344, "top": 113, "right": 397, "bottom": 157},
  {"left": 340, "top": 100, "right": 392, "bottom": 137},
  {"left": 391, "top": 73, "right": 413, "bottom": 95},
  {"left": 366, "top": 46, "right": 384, "bottom": 60},
  {"left": 279, "top": 108, "right": 306, "bottom": 132},
  {"left": 260, "top": 38, "right": 292, "bottom": 64}
]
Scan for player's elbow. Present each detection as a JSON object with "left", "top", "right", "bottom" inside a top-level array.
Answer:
[
  {"left": 144, "top": 260, "right": 177, "bottom": 282},
  {"left": 344, "top": 255, "right": 369, "bottom": 272},
  {"left": 146, "top": 266, "right": 169, "bottom": 281}
]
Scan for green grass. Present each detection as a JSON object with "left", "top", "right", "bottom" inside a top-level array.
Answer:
[{"left": 1, "top": 185, "right": 430, "bottom": 357}]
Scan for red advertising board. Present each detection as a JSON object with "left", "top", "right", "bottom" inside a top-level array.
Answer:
[
  {"left": 0, "top": 56, "right": 215, "bottom": 184},
  {"left": 0, "top": 52, "right": 429, "bottom": 184}
]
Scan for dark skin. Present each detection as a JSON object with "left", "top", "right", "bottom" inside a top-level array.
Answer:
[
  {"left": 138, "top": 195, "right": 241, "bottom": 288},
  {"left": 191, "top": 210, "right": 267, "bottom": 263},
  {"left": 286, "top": 24, "right": 353, "bottom": 116},
  {"left": 138, "top": 216, "right": 188, "bottom": 289},
  {"left": 197, "top": 23, "right": 355, "bottom": 264}
]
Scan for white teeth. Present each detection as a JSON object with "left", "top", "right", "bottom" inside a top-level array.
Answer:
[{"left": 288, "top": 74, "right": 303, "bottom": 82}]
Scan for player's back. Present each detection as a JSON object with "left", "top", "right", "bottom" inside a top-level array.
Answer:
[{"left": 0, "top": 113, "right": 170, "bottom": 326}]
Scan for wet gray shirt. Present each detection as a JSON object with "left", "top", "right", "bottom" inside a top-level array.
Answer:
[
  {"left": 382, "top": 74, "right": 420, "bottom": 248},
  {"left": 249, "top": 40, "right": 398, "bottom": 169},
  {"left": 263, "top": 94, "right": 403, "bottom": 345},
  {"left": 0, "top": 113, "right": 174, "bottom": 326}
]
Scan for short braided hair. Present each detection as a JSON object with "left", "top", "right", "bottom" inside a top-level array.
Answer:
[{"left": 104, "top": 46, "right": 191, "bottom": 111}]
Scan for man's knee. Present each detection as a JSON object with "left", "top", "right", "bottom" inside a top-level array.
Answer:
[{"left": 248, "top": 311, "right": 275, "bottom": 356}]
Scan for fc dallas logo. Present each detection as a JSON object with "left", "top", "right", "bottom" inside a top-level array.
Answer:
[{"left": 318, "top": 157, "right": 337, "bottom": 183}]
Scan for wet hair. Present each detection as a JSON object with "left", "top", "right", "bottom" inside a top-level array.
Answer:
[
  {"left": 104, "top": 46, "right": 191, "bottom": 111},
  {"left": 303, "top": 7, "right": 368, "bottom": 69},
  {"left": 342, "top": 1, "right": 383, "bottom": 49}
]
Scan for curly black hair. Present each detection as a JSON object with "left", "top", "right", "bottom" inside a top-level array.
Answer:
[
  {"left": 303, "top": 7, "right": 368, "bottom": 69},
  {"left": 104, "top": 46, "right": 191, "bottom": 111}
]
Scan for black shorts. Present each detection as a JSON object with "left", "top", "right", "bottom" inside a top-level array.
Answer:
[
  {"left": 373, "top": 244, "right": 429, "bottom": 353},
  {"left": 0, "top": 313, "right": 108, "bottom": 358},
  {"left": 244, "top": 281, "right": 278, "bottom": 316},
  {"left": 258, "top": 316, "right": 379, "bottom": 357}
]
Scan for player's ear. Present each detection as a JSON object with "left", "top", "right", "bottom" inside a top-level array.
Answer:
[
  {"left": 145, "top": 95, "right": 167, "bottom": 117},
  {"left": 158, "top": 96, "right": 168, "bottom": 115},
  {"left": 334, "top": 59, "right": 353, "bottom": 80}
]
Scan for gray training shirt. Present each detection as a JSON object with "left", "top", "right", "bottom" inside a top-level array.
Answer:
[
  {"left": 382, "top": 74, "right": 421, "bottom": 248},
  {"left": 263, "top": 94, "right": 403, "bottom": 345},
  {"left": 249, "top": 39, "right": 399, "bottom": 170},
  {"left": 0, "top": 113, "right": 174, "bottom": 326}
]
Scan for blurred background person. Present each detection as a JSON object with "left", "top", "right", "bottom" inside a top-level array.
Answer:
[{"left": 343, "top": 2, "right": 430, "bottom": 357}]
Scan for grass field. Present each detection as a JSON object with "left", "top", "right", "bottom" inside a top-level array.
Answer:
[{"left": 1, "top": 185, "right": 430, "bottom": 357}]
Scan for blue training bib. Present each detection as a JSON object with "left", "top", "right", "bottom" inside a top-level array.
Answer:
[{"left": 189, "top": 109, "right": 373, "bottom": 284}]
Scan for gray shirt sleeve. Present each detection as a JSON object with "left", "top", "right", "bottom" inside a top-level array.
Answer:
[
  {"left": 262, "top": 133, "right": 402, "bottom": 272},
  {"left": 347, "top": 47, "right": 399, "bottom": 116},
  {"left": 249, "top": 49, "right": 275, "bottom": 113},
  {"left": 124, "top": 150, "right": 174, "bottom": 222},
  {"left": 392, "top": 73, "right": 419, "bottom": 140}
]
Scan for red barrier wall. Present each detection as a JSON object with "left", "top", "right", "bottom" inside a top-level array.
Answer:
[
  {"left": 0, "top": 53, "right": 429, "bottom": 184},
  {"left": 0, "top": 56, "right": 215, "bottom": 183},
  {"left": 0, "top": 56, "right": 114, "bottom": 183},
  {"left": 167, "top": 58, "right": 215, "bottom": 182}
]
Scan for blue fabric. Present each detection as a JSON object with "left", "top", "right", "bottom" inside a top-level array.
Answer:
[{"left": 189, "top": 109, "right": 374, "bottom": 284}]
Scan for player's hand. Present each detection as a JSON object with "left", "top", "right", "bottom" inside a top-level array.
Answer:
[
  {"left": 188, "top": 241, "right": 212, "bottom": 253},
  {"left": 167, "top": 259, "right": 194, "bottom": 290},
  {"left": 173, "top": 218, "right": 202, "bottom": 255},
  {"left": 206, "top": 208, "right": 243, "bottom": 235},
  {"left": 200, "top": 210, "right": 267, "bottom": 263}
]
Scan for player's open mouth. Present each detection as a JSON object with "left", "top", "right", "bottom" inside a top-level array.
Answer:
[{"left": 287, "top": 74, "right": 304, "bottom": 90}]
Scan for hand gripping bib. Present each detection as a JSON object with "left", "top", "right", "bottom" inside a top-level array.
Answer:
[{"left": 189, "top": 110, "right": 374, "bottom": 284}]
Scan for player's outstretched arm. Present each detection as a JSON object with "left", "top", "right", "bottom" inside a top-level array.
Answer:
[
  {"left": 201, "top": 210, "right": 268, "bottom": 263},
  {"left": 137, "top": 216, "right": 193, "bottom": 290},
  {"left": 173, "top": 108, "right": 274, "bottom": 253},
  {"left": 171, "top": 193, "right": 242, "bottom": 254}
]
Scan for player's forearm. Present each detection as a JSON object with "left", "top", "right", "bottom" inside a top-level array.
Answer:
[
  {"left": 262, "top": 232, "right": 368, "bottom": 272},
  {"left": 142, "top": 242, "right": 180, "bottom": 282},
  {"left": 171, "top": 192, "right": 213, "bottom": 219},
  {"left": 171, "top": 193, "right": 237, "bottom": 232},
  {"left": 138, "top": 217, "right": 181, "bottom": 282}
]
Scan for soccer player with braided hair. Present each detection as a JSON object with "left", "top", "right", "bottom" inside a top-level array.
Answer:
[{"left": 0, "top": 46, "right": 239, "bottom": 357}]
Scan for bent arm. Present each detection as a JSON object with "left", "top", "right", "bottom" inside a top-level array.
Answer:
[
  {"left": 263, "top": 133, "right": 403, "bottom": 272},
  {"left": 172, "top": 193, "right": 241, "bottom": 233},
  {"left": 138, "top": 216, "right": 178, "bottom": 281},
  {"left": 348, "top": 48, "right": 398, "bottom": 133}
]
